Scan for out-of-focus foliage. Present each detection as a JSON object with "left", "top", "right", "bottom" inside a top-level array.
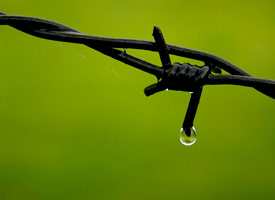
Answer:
[{"left": 0, "top": 0, "right": 274, "bottom": 199}]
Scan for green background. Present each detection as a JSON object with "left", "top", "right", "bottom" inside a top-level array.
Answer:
[{"left": 1, "top": 0, "right": 274, "bottom": 199}]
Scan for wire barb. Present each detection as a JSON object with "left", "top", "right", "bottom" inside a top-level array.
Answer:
[
  {"left": 153, "top": 26, "right": 171, "bottom": 69},
  {"left": 1, "top": 12, "right": 274, "bottom": 135}
]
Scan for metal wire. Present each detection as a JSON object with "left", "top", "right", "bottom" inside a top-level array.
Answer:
[
  {"left": 0, "top": 12, "right": 274, "bottom": 98},
  {"left": 1, "top": 12, "right": 274, "bottom": 137}
]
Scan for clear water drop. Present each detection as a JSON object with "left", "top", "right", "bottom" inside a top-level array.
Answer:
[
  {"left": 180, "top": 126, "right": 197, "bottom": 146},
  {"left": 165, "top": 88, "right": 169, "bottom": 91}
]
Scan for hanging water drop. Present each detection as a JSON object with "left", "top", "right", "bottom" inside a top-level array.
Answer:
[{"left": 180, "top": 126, "right": 197, "bottom": 146}]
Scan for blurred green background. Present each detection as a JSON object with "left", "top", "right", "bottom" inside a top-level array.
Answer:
[{"left": 0, "top": 0, "right": 274, "bottom": 199}]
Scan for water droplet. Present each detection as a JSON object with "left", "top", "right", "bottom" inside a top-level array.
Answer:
[
  {"left": 165, "top": 88, "right": 169, "bottom": 91},
  {"left": 121, "top": 48, "right": 127, "bottom": 55},
  {"left": 180, "top": 126, "right": 197, "bottom": 146}
]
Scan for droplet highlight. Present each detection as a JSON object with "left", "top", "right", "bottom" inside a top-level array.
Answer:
[{"left": 180, "top": 126, "right": 197, "bottom": 146}]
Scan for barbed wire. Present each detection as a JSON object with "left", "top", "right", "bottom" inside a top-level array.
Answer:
[{"left": 0, "top": 12, "right": 274, "bottom": 143}]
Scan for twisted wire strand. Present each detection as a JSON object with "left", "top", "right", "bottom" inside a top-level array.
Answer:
[
  {"left": 0, "top": 12, "right": 274, "bottom": 98},
  {"left": 0, "top": 12, "right": 249, "bottom": 75}
]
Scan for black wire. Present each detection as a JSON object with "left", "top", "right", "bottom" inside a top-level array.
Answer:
[
  {"left": 0, "top": 14, "right": 247, "bottom": 75},
  {"left": 207, "top": 74, "right": 275, "bottom": 89},
  {"left": 0, "top": 12, "right": 274, "bottom": 99},
  {"left": 1, "top": 11, "right": 274, "bottom": 140},
  {"left": 183, "top": 88, "right": 203, "bottom": 137}
]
